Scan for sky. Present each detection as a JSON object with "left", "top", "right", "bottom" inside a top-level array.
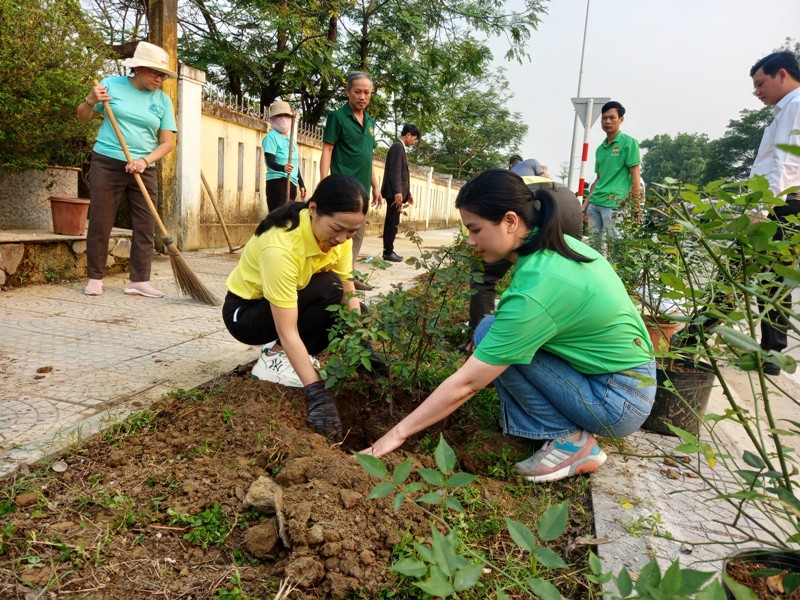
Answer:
[{"left": 490, "top": 0, "right": 800, "bottom": 188}]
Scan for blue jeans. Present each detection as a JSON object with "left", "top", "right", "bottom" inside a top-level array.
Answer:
[
  {"left": 586, "top": 203, "right": 619, "bottom": 256},
  {"left": 475, "top": 317, "right": 656, "bottom": 440}
]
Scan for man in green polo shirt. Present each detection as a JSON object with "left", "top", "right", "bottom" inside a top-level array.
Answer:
[
  {"left": 321, "top": 72, "right": 383, "bottom": 289},
  {"left": 583, "top": 101, "right": 642, "bottom": 255}
]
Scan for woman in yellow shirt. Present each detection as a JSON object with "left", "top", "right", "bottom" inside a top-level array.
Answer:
[{"left": 223, "top": 174, "right": 367, "bottom": 439}]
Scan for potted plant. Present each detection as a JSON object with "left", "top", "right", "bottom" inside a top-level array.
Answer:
[
  {"left": 647, "top": 176, "right": 799, "bottom": 596},
  {"left": 0, "top": 0, "right": 111, "bottom": 231}
]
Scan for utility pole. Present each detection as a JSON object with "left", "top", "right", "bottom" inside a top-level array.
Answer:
[
  {"left": 567, "top": 0, "right": 591, "bottom": 192},
  {"left": 147, "top": 0, "right": 181, "bottom": 247}
]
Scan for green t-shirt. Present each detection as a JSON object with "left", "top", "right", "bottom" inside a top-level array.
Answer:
[
  {"left": 92, "top": 76, "right": 177, "bottom": 163},
  {"left": 473, "top": 236, "right": 653, "bottom": 374},
  {"left": 322, "top": 103, "right": 376, "bottom": 194},
  {"left": 591, "top": 131, "right": 640, "bottom": 208}
]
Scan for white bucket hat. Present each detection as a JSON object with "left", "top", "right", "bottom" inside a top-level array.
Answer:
[{"left": 122, "top": 41, "right": 177, "bottom": 79}]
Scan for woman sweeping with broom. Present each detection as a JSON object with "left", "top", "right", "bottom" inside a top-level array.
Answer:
[
  {"left": 77, "top": 41, "right": 177, "bottom": 298},
  {"left": 223, "top": 174, "right": 378, "bottom": 441}
]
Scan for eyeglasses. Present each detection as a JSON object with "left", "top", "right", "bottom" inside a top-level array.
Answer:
[{"left": 143, "top": 68, "right": 168, "bottom": 80}]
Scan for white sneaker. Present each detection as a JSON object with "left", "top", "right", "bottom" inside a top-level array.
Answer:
[{"left": 252, "top": 349, "right": 303, "bottom": 388}]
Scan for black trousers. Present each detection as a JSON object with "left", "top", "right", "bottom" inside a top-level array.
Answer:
[
  {"left": 266, "top": 178, "right": 298, "bottom": 213},
  {"left": 759, "top": 194, "right": 800, "bottom": 353},
  {"left": 222, "top": 272, "right": 343, "bottom": 355},
  {"left": 382, "top": 201, "right": 406, "bottom": 254},
  {"left": 468, "top": 259, "right": 513, "bottom": 337}
]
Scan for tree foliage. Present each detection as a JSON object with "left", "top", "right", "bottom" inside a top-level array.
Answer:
[
  {"left": 79, "top": 0, "right": 544, "bottom": 176},
  {"left": 703, "top": 107, "right": 773, "bottom": 183},
  {"left": 0, "top": 0, "right": 112, "bottom": 171},
  {"left": 640, "top": 132, "right": 710, "bottom": 185}
]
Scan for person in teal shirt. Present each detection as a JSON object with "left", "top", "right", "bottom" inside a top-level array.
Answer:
[
  {"left": 77, "top": 41, "right": 177, "bottom": 299},
  {"left": 583, "top": 101, "right": 642, "bottom": 255},
  {"left": 263, "top": 100, "right": 305, "bottom": 212},
  {"left": 362, "top": 168, "right": 655, "bottom": 483}
]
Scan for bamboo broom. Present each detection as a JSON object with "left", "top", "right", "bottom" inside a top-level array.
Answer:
[{"left": 95, "top": 81, "right": 219, "bottom": 306}]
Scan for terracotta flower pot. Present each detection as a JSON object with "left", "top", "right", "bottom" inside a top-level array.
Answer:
[
  {"left": 49, "top": 195, "right": 90, "bottom": 236},
  {"left": 643, "top": 316, "right": 681, "bottom": 353}
]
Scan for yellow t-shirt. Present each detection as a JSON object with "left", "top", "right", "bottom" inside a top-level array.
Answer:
[{"left": 225, "top": 209, "right": 353, "bottom": 308}]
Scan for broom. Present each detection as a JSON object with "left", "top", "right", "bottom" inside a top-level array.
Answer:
[
  {"left": 95, "top": 81, "right": 220, "bottom": 306},
  {"left": 285, "top": 110, "right": 297, "bottom": 200}
]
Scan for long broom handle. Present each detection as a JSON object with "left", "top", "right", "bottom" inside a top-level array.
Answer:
[
  {"left": 94, "top": 80, "right": 173, "bottom": 243},
  {"left": 200, "top": 170, "right": 235, "bottom": 253},
  {"left": 285, "top": 112, "right": 296, "bottom": 199}
]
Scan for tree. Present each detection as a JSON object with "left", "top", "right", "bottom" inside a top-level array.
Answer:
[
  {"left": 639, "top": 132, "right": 709, "bottom": 185},
  {"left": 703, "top": 107, "right": 773, "bottom": 183},
  {"left": 0, "top": 0, "right": 111, "bottom": 171}
]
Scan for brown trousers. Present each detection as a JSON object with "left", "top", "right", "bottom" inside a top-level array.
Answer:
[{"left": 87, "top": 152, "right": 158, "bottom": 282}]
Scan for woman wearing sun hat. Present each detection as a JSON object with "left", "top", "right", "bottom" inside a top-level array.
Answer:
[
  {"left": 77, "top": 41, "right": 178, "bottom": 298},
  {"left": 263, "top": 100, "right": 305, "bottom": 212}
]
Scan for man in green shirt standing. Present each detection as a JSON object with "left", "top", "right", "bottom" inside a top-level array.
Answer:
[
  {"left": 321, "top": 72, "right": 383, "bottom": 290},
  {"left": 583, "top": 101, "right": 642, "bottom": 255}
]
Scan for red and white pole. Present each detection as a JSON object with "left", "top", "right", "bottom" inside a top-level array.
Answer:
[{"left": 577, "top": 98, "right": 594, "bottom": 201}]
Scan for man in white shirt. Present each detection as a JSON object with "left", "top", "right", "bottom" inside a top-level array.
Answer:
[{"left": 749, "top": 51, "right": 800, "bottom": 375}]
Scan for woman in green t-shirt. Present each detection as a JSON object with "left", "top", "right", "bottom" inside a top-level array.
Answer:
[{"left": 362, "top": 169, "right": 656, "bottom": 483}]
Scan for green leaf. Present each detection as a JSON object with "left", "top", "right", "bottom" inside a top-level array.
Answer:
[
  {"left": 694, "top": 580, "right": 730, "bottom": 600},
  {"left": 392, "top": 459, "right": 413, "bottom": 484},
  {"left": 773, "top": 264, "right": 800, "bottom": 285},
  {"left": 366, "top": 482, "right": 395, "bottom": 500},
  {"left": 659, "top": 560, "right": 683, "bottom": 596},
  {"left": 393, "top": 493, "right": 405, "bottom": 512},
  {"left": 418, "top": 469, "right": 447, "bottom": 486},
  {"left": 588, "top": 551, "right": 603, "bottom": 575},
  {"left": 635, "top": 559, "right": 663, "bottom": 592},
  {"left": 616, "top": 566, "right": 633, "bottom": 597},
  {"left": 453, "top": 564, "right": 483, "bottom": 592},
  {"left": 413, "top": 542, "right": 434, "bottom": 563},
  {"left": 777, "top": 143, "right": 800, "bottom": 157},
  {"left": 430, "top": 527, "right": 461, "bottom": 576},
  {"left": 533, "top": 546, "right": 567, "bottom": 569},
  {"left": 712, "top": 326, "right": 762, "bottom": 352},
  {"left": 527, "top": 577, "right": 565, "bottom": 600},
  {"left": 721, "top": 574, "right": 759, "bottom": 600},
  {"left": 676, "top": 568, "right": 718, "bottom": 596},
  {"left": 390, "top": 557, "right": 428, "bottom": 577},
  {"left": 417, "top": 491, "right": 444, "bottom": 505},
  {"left": 414, "top": 566, "right": 454, "bottom": 597},
  {"left": 353, "top": 452, "right": 389, "bottom": 479},
  {"left": 537, "top": 501, "right": 569, "bottom": 541},
  {"left": 434, "top": 434, "right": 457, "bottom": 474},
  {"left": 444, "top": 496, "right": 465, "bottom": 513},
  {"left": 401, "top": 482, "right": 425, "bottom": 495},
  {"left": 446, "top": 472, "right": 478, "bottom": 488},
  {"left": 496, "top": 588, "right": 513, "bottom": 600},
  {"left": 742, "top": 450, "right": 766, "bottom": 469},
  {"left": 505, "top": 518, "right": 537, "bottom": 552}
]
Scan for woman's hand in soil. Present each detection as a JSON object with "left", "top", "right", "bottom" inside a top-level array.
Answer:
[
  {"left": 358, "top": 428, "right": 406, "bottom": 457},
  {"left": 304, "top": 381, "right": 342, "bottom": 441}
]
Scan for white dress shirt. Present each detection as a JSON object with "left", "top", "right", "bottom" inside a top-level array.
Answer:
[{"left": 751, "top": 86, "right": 800, "bottom": 196}]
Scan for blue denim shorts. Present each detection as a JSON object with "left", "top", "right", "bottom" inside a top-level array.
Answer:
[{"left": 475, "top": 316, "right": 656, "bottom": 440}]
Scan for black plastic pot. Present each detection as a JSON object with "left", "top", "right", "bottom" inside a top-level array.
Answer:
[
  {"left": 641, "top": 363, "right": 715, "bottom": 437},
  {"left": 722, "top": 548, "right": 800, "bottom": 599}
]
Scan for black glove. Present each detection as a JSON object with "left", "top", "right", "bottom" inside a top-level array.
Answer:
[
  {"left": 356, "top": 340, "right": 390, "bottom": 382},
  {"left": 304, "top": 381, "right": 342, "bottom": 440}
]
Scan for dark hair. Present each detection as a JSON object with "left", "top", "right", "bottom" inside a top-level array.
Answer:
[
  {"left": 601, "top": 101, "right": 625, "bottom": 117},
  {"left": 255, "top": 174, "right": 367, "bottom": 236},
  {"left": 508, "top": 154, "right": 523, "bottom": 167},
  {"left": 401, "top": 123, "right": 421, "bottom": 138},
  {"left": 455, "top": 169, "right": 592, "bottom": 263},
  {"left": 750, "top": 51, "right": 800, "bottom": 81}
]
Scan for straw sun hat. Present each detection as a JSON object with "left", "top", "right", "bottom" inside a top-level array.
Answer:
[
  {"left": 269, "top": 100, "right": 293, "bottom": 119},
  {"left": 123, "top": 41, "right": 178, "bottom": 79}
]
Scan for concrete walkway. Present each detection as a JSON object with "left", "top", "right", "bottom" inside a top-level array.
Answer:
[{"left": 1, "top": 228, "right": 798, "bottom": 585}]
